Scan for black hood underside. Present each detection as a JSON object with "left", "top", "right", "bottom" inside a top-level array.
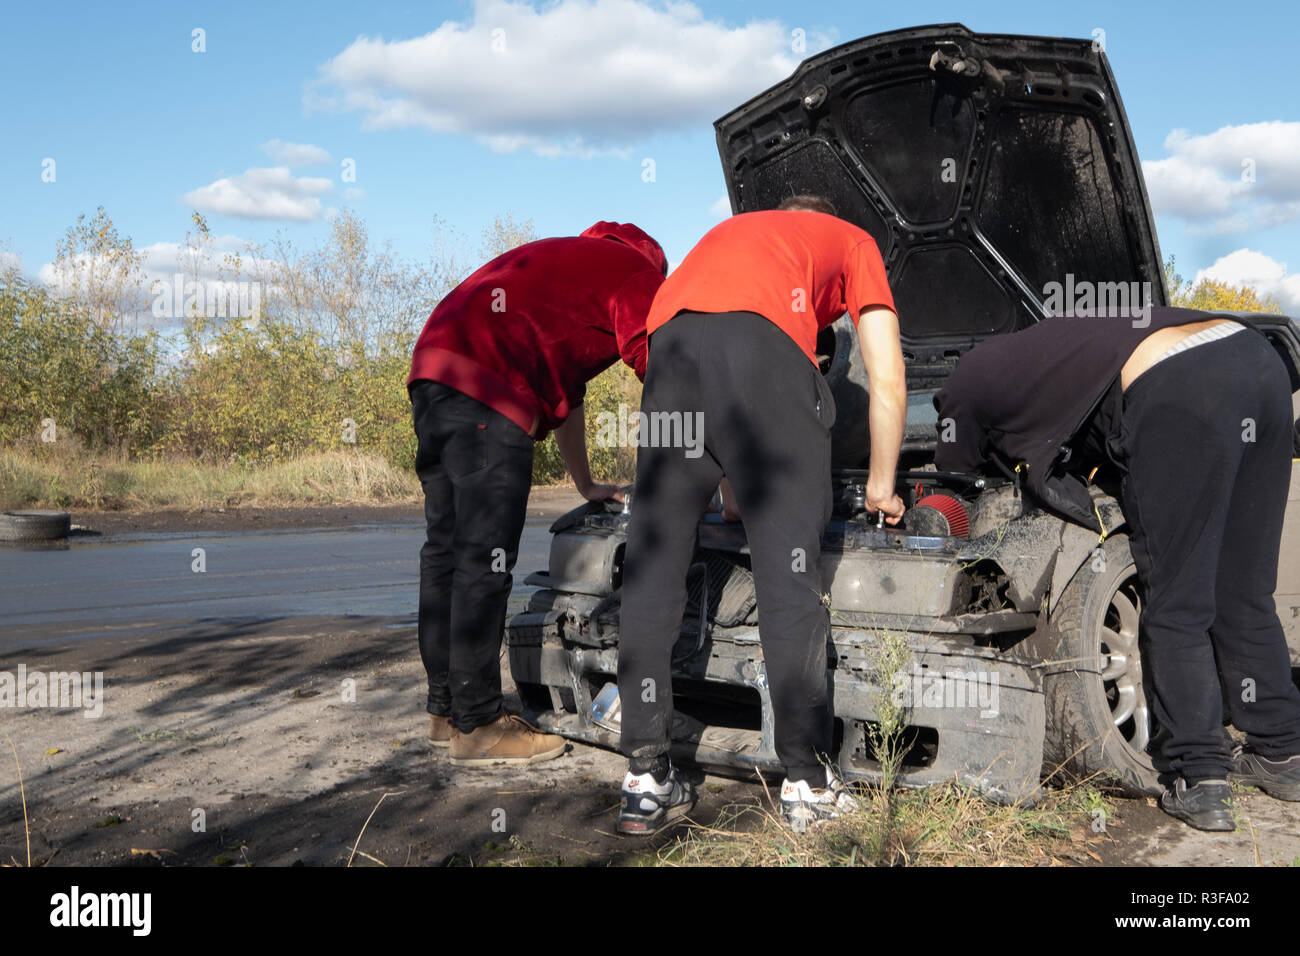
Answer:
[{"left": 715, "top": 23, "right": 1167, "bottom": 387}]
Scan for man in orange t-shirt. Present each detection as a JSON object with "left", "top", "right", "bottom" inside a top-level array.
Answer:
[{"left": 615, "top": 196, "right": 907, "bottom": 835}]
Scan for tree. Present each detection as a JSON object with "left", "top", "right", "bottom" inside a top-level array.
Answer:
[
  {"left": 50, "top": 206, "right": 145, "bottom": 331},
  {"left": 259, "top": 209, "right": 454, "bottom": 356},
  {"left": 1165, "top": 255, "right": 1282, "bottom": 314},
  {"left": 480, "top": 213, "right": 537, "bottom": 260}
]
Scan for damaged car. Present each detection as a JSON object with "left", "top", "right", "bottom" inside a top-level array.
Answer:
[{"left": 506, "top": 23, "right": 1300, "bottom": 802}]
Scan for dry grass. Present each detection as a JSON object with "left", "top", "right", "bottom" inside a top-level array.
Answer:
[
  {"left": 0, "top": 729, "right": 31, "bottom": 868},
  {"left": 656, "top": 780, "right": 1113, "bottom": 867},
  {"left": 0, "top": 446, "right": 420, "bottom": 511}
]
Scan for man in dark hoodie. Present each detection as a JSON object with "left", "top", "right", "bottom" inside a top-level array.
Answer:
[
  {"left": 935, "top": 306, "right": 1300, "bottom": 830},
  {"left": 408, "top": 221, "right": 667, "bottom": 766}
]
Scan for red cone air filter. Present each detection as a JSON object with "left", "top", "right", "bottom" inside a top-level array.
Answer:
[{"left": 914, "top": 494, "right": 970, "bottom": 538}]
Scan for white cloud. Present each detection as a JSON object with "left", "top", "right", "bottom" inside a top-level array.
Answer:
[
  {"left": 1143, "top": 156, "right": 1242, "bottom": 219},
  {"left": 1144, "top": 122, "right": 1300, "bottom": 235},
  {"left": 308, "top": 0, "right": 811, "bottom": 155},
  {"left": 0, "top": 250, "right": 21, "bottom": 273},
  {"left": 1258, "top": 200, "right": 1300, "bottom": 229},
  {"left": 260, "top": 139, "right": 333, "bottom": 167},
  {"left": 1193, "top": 248, "right": 1300, "bottom": 313},
  {"left": 183, "top": 167, "right": 334, "bottom": 221},
  {"left": 709, "top": 195, "right": 732, "bottom": 219}
]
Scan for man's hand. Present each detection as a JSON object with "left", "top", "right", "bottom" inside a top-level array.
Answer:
[
  {"left": 579, "top": 481, "right": 624, "bottom": 503},
  {"left": 867, "top": 485, "right": 905, "bottom": 526}
]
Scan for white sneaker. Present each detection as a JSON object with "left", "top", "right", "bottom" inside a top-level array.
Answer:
[
  {"left": 780, "top": 769, "right": 860, "bottom": 833},
  {"left": 617, "top": 768, "right": 696, "bottom": 836}
]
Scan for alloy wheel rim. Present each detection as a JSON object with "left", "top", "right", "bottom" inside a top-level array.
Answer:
[{"left": 1099, "top": 575, "right": 1151, "bottom": 754}]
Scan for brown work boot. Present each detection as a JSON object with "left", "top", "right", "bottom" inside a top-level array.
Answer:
[
  {"left": 428, "top": 714, "right": 453, "bottom": 748},
  {"left": 449, "top": 711, "right": 566, "bottom": 766}
]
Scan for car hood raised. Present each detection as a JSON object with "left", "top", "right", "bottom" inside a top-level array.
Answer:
[{"left": 714, "top": 23, "right": 1166, "bottom": 385}]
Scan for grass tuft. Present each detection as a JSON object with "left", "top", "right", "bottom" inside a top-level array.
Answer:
[{"left": 656, "top": 780, "right": 1113, "bottom": 867}]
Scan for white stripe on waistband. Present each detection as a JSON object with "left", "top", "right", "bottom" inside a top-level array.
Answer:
[{"left": 1149, "top": 321, "right": 1245, "bottom": 369}]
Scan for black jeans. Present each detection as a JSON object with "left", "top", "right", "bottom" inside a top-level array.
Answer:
[
  {"left": 617, "top": 312, "right": 836, "bottom": 785},
  {"left": 1117, "top": 329, "right": 1300, "bottom": 782},
  {"left": 411, "top": 380, "right": 535, "bottom": 732}
]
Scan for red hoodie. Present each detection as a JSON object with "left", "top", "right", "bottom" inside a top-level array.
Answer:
[{"left": 408, "top": 222, "right": 666, "bottom": 440}]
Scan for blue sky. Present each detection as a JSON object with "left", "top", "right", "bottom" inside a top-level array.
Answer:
[{"left": 3, "top": 0, "right": 1299, "bottom": 312}]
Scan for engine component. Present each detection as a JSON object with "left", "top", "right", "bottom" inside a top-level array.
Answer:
[{"left": 909, "top": 494, "right": 971, "bottom": 538}]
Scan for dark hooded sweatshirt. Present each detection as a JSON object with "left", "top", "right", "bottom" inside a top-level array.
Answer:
[
  {"left": 408, "top": 222, "right": 667, "bottom": 440},
  {"left": 933, "top": 307, "right": 1269, "bottom": 532}
]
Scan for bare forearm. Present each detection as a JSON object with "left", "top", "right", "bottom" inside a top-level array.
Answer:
[
  {"left": 867, "top": 384, "right": 905, "bottom": 496},
  {"left": 854, "top": 306, "right": 907, "bottom": 522},
  {"left": 553, "top": 405, "right": 593, "bottom": 494}
]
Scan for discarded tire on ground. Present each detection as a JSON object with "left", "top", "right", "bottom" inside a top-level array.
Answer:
[
  {"left": 1025, "top": 534, "right": 1162, "bottom": 796},
  {"left": 0, "top": 510, "right": 72, "bottom": 542}
]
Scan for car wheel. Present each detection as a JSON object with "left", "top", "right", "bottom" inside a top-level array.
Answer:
[
  {"left": 0, "top": 510, "right": 72, "bottom": 542},
  {"left": 1025, "top": 534, "right": 1161, "bottom": 795}
]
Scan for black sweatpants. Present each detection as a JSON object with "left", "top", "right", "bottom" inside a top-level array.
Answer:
[
  {"left": 617, "top": 311, "right": 837, "bottom": 785},
  {"left": 411, "top": 380, "right": 534, "bottom": 732},
  {"left": 1117, "top": 328, "right": 1300, "bottom": 782}
]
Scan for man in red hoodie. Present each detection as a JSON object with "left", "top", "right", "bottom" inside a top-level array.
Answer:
[{"left": 408, "top": 221, "right": 667, "bottom": 766}]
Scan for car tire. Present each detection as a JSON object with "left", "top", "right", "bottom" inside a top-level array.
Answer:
[
  {"left": 1024, "top": 534, "right": 1162, "bottom": 796},
  {"left": 0, "top": 510, "right": 72, "bottom": 542}
]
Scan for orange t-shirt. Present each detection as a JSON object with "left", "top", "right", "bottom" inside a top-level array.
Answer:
[{"left": 645, "top": 210, "right": 895, "bottom": 364}]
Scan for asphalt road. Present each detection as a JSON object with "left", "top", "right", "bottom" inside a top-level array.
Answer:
[{"left": 0, "top": 520, "right": 554, "bottom": 649}]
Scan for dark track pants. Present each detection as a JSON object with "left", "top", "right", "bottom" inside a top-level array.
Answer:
[
  {"left": 617, "top": 311, "right": 837, "bottom": 785},
  {"left": 411, "top": 380, "right": 534, "bottom": 732},
  {"left": 1116, "top": 329, "right": 1300, "bottom": 782}
]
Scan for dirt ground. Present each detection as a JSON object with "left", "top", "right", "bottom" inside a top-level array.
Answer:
[
  {"left": 0, "top": 619, "right": 761, "bottom": 867},
  {"left": 3, "top": 492, "right": 1300, "bottom": 867},
  {"left": 5, "top": 618, "right": 1299, "bottom": 868}
]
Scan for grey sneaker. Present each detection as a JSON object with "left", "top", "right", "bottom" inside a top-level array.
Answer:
[
  {"left": 617, "top": 768, "right": 696, "bottom": 836},
  {"left": 779, "top": 771, "right": 861, "bottom": 833},
  {"left": 1160, "top": 778, "right": 1235, "bottom": 832},
  {"left": 1231, "top": 747, "right": 1300, "bottom": 801}
]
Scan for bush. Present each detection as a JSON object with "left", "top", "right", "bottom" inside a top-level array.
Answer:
[
  {"left": 147, "top": 319, "right": 418, "bottom": 468},
  {"left": 0, "top": 271, "right": 161, "bottom": 452}
]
